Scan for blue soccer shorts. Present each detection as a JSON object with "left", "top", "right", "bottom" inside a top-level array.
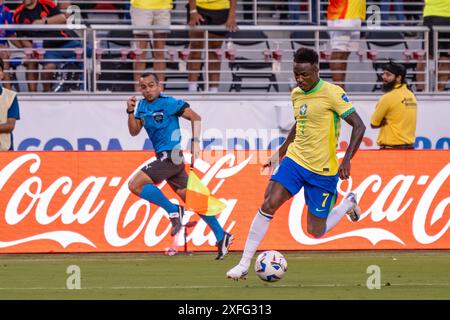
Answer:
[{"left": 270, "top": 157, "right": 338, "bottom": 218}]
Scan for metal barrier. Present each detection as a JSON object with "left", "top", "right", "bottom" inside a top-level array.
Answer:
[
  {"left": 91, "top": 24, "right": 431, "bottom": 93},
  {"left": 1, "top": 24, "right": 446, "bottom": 93},
  {"left": 433, "top": 26, "right": 450, "bottom": 92}
]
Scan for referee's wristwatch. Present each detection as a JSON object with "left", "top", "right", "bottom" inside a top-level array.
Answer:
[{"left": 126, "top": 109, "right": 134, "bottom": 114}]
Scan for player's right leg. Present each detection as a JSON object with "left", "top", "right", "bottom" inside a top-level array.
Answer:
[
  {"left": 226, "top": 181, "right": 292, "bottom": 280},
  {"left": 128, "top": 161, "right": 183, "bottom": 236},
  {"left": 227, "top": 158, "right": 301, "bottom": 280}
]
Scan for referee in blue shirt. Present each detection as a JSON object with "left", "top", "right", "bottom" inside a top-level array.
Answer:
[{"left": 127, "top": 73, "right": 233, "bottom": 260}]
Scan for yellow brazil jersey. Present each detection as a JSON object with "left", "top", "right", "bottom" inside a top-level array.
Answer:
[
  {"left": 286, "top": 79, "right": 355, "bottom": 176},
  {"left": 423, "top": 0, "right": 450, "bottom": 18},
  {"left": 327, "top": 0, "right": 366, "bottom": 20},
  {"left": 196, "top": 0, "right": 230, "bottom": 10},
  {"left": 371, "top": 84, "right": 417, "bottom": 147},
  {"left": 131, "top": 0, "right": 172, "bottom": 10}
]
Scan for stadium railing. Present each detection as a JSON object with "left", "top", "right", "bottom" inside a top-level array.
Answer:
[
  {"left": 0, "top": 24, "right": 88, "bottom": 93},
  {"left": 91, "top": 24, "right": 430, "bottom": 93},
  {"left": 1, "top": 24, "right": 444, "bottom": 93},
  {"left": 433, "top": 26, "right": 450, "bottom": 92}
]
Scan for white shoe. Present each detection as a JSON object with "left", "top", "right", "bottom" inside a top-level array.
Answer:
[
  {"left": 226, "top": 265, "right": 249, "bottom": 281},
  {"left": 344, "top": 192, "right": 361, "bottom": 222}
]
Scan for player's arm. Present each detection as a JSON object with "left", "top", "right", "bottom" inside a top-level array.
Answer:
[
  {"left": 339, "top": 112, "right": 366, "bottom": 180},
  {"left": 180, "top": 107, "right": 202, "bottom": 165},
  {"left": 263, "top": 123, "right": 296, "bottom": 169},
  {"left": 127, "top": 96, "right": 143, "bottom": 136}
]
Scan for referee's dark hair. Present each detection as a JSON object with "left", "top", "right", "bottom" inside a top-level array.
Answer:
[
  {"left": 294, "top": 47, "right": 319, "bottom": 65},
  {"left": 140, "top": 72, "right": 160, "bottom": 83}
]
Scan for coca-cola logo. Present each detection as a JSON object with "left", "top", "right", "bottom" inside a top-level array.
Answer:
[
  {"left": 0, "top": 152, "right": 448, "bottom": 251},
  {"left": 0, "top": 153, "right": 250, "bottom": 249},
  {"left": 289, "top": 152, "right": 450, "bottom": 246}
]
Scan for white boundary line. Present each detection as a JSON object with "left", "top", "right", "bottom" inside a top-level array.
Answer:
[{"left": 1, "top": 283, "right": 450, "bottom": 290}]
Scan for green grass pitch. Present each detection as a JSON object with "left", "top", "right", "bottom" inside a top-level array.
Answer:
[{"left": 0, "top": 251, "right": 449, "bottom": 299}]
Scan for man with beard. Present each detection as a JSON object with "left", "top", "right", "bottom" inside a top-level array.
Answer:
[{"left": 371, "top": 61, "right": 417, "bottom": 149}]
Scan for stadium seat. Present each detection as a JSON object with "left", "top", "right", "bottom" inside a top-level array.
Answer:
[
  {"left": 163, "top": 28, "right": 204, "bottom": 91},
  {"left": 226, "top": 30, "right": 279, "bottom": 92}
]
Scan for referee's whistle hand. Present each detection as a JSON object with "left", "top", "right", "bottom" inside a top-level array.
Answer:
[{"left": 127, "top": 96, "right": 137, "bottom": 110}]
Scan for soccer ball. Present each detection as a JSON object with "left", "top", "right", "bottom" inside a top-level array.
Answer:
[{"left": 254, "top": 250, "right": 288, "bottom": 282}]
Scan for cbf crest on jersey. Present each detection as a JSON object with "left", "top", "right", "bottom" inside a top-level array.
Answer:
[
  {"left": 299, "top": 104, "right": 308, "bottom": 116},
  {"left": 341, "top": 93, "right": 350, "bottom": 103}
]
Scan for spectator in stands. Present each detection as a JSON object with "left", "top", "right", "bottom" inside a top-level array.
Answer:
[
  {"left": 130, "top": 0, "right": 172, "bottom": 92},
  {"left": 187, "top": 0, "right": 237, "bottom": 92},
  {"left": 288, "top": 0, "right": 319, "bottom": 25},
  {"left": 327, "top": 0, "right": 366, "bottom": 91},
  {"left": 416, "top": 0, "right": 450, "bottom": 91},
  {"left": 370, "top": 61, "right": 417, "bottom": 149},
  {"left": 377, "top": 1, "right": 406, "bottom": 25},
  {"left": 13, "top": 0, "right": 82, "bottom": 92},
  {"left": 0, "top": 0, "right": 14, "bottom": 89},
  {"left": 0, "top": 57, "right": 20, "bottom": 151}
]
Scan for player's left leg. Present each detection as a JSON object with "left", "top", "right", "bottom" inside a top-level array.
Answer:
[
  {"left": 169, "top": 171, "right": 233, "bottom": 260},
  {"left": 305, "top": 178, "right": 360, "bottom": 238}
]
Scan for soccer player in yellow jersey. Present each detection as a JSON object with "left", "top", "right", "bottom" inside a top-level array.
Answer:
[
  {"left": 371, "top": 61, "right": 417, "bottom": 149},
  {"left": 227, "top": 48, "right": 366, "bottom": 280}
]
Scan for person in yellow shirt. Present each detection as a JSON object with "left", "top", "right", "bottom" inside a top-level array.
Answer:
[
  {"left": 371, "top": 61, "right": 417, "bottom": 149},
  {"left": 130, "top": 0, "right": 173, "bottom": 92},
  {"left": 187, "top": 0, "right": 237, "bottom": 92},
  {"left": 416, "top": 0, "right": 450, "bottom": 91},
  {"left": 327, "top": 0, "right": 366, "bottom": 90},
  {"left": 227, "top": 48, "right": 366, "bottom": 280}
]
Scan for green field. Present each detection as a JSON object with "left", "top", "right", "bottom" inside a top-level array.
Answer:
[{"left": 0, "top": 251, "right": 449, "bottom": 299}]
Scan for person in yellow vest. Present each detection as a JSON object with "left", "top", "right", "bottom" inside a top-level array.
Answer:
[
  {"left": 187, "top": 0, "right": 237, "bottom": 92},
  {"left": 327, "top": 0, "right": 366, "bottom": 91},
  {"left": 371, "top": 61, "right": 417, "bottom": 149},
  {"left": 0, "top": 57, "right": 20, "bottom": 151},
  {"left": 130, "top": 0, "right": 173, "bottom": 92},
  {"left": 416, "top": 0, "right": 450, "bottom": 91}
]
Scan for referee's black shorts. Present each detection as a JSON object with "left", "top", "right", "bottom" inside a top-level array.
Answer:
[{"left": 141, "top": 150, "right": 188, "bottom": 192}]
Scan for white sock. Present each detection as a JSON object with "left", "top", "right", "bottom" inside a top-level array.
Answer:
[
  {"left": 209, "top": 86, "right": 219, "bottom": 93},
  {"left": 188, "top": 82, "right": 197, "bottom": 92},
  {"left": 324, "top": 198, "right": 353, "bottom": 233},
  {"left": 238, "top": 209, "right": 272, "bottom": 270}
]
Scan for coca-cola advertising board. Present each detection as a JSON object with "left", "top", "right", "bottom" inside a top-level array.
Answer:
[{"left": 0, "top": 150, "right": 448, "bottom": 253}]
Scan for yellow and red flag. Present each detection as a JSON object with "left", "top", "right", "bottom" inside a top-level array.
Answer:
[{"left": 185, "top": 169, "right": 226, "bottom": 216}]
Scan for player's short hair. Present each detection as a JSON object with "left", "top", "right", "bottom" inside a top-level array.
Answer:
[
  {"left": 0, "top": 57, "right": 3, "bottom": 71},
  {"left": 294, "top": 47, "right": 319, "bottom": 65},
  {"left": 140, "top": 72, "right": 159, "bottom": 83}
]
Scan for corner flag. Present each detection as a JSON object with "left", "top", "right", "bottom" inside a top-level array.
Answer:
[{"left": 186, "top": 169, "right": 226, "bottom": 216}]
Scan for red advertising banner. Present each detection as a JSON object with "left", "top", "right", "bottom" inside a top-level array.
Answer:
[{"left": 0, "top": 151, "right": 448, "bottom": 253}]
